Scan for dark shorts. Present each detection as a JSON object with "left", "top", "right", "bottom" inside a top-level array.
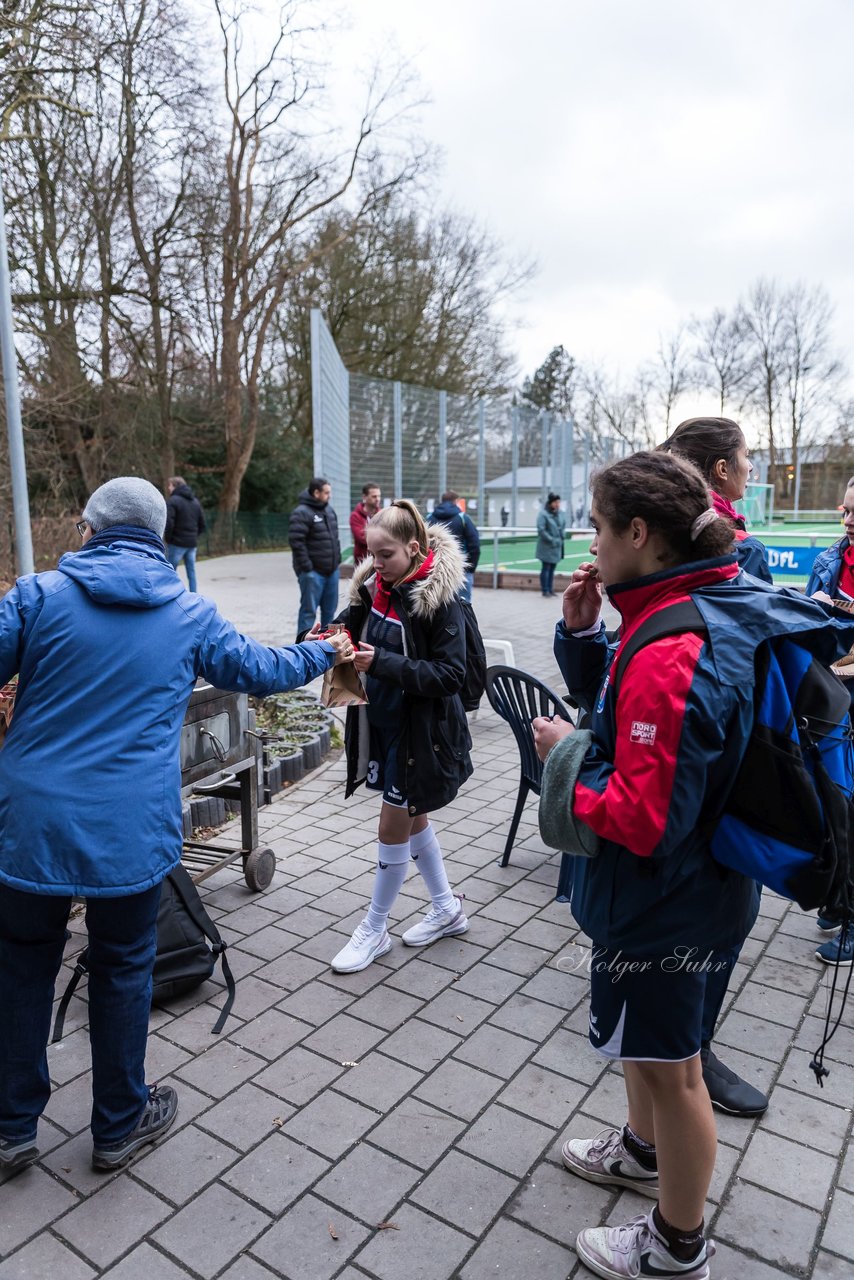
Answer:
[
  {"left": 587, "top": 945, "right": 713, "bottom": 1062},
  {"left": 365, "top": 724, "right": 407, "bottom": 808}
]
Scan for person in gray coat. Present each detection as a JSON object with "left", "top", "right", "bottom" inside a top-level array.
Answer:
[{"left": 536, "top": 493, "right": 566, "bottom": 596}]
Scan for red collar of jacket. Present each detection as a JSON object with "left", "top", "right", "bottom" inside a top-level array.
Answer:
[
  {"left": 607, "top": 556, "right": 739, "bottom": 642},
  {"left": 712, "top": 489, "right": 747, "bottom": 532},
  {"left": 372, "top": 549, "right": 435, "bottom": 619}
]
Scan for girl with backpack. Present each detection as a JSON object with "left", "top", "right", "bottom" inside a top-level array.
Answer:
[
  {"left": 659, "top": 416, "right": 771, "bottom": 582},
  {"left": 329, "top": 500, "right": 473, "bottom": 974},
  {"left": 534, "top": 452, "right": 761, "bottom": 1280}
]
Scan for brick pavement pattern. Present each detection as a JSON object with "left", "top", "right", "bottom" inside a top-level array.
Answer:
[{"left": 1, "top": 553, "right": 852, "bottom": 1279}]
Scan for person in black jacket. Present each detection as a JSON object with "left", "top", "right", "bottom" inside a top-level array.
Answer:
[
  {"left": 165, "top": 477, "right": 206, "bottom": 592},
  {"left": 329, "top": 502, "right": 474, "bottom": 974},
  {"left": 289, "top": 478, "right": 342, "bottom": 639},
  {"left": 427, "top": 491, "right": 480, "bottom": 602}
]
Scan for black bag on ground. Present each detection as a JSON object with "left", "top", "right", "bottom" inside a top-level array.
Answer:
[
  {"left": 51, "top": 865, "right": 236, "bottom": 1041},
  {"left": 459, "top": 599, "right": 487, "bottom": 712}
]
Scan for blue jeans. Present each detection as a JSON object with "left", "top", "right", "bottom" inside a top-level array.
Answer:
[
  {"left": 0, "top": 883, "right": 161, "bottom": 1145},
  {"left": 297, "top": 569, "right": 340, "bottom": 638},
  {"left": 539, "top": 562, "right": 556, "bottom": 595},
  {"left": 461, "top": 571, "right": 474, "bottom": 604},
  {"left": 167, "top": 543, "right": 198, "bottom": 592}
]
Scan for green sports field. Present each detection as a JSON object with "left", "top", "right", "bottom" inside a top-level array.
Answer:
[{"left": 481, "top": 522, "right": 844, "bottom": 588}]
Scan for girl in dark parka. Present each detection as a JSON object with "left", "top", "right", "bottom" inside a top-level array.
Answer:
[{"left": 330, "top": 500, "right": 473, "bottom": 974}]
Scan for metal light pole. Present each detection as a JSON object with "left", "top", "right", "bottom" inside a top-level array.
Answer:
[{"left": 0, "top": 170, "right": 34, "bottom": 575}]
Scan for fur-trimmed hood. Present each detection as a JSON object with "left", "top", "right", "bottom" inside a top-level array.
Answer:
[{"left": 348, "top": 521, "right": 466, "bottom": 617}]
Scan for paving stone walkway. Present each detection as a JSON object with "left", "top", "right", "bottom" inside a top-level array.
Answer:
[{"left": 1, "top": 554, "right": 852, "bottom": 1279}]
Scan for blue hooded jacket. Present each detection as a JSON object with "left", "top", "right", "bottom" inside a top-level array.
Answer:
[
  {"left": 806, "top": 537, "right": 847, "bottom": 598},
  {"left": 0, "top": 536, "right": 335, "bottom": 897}
]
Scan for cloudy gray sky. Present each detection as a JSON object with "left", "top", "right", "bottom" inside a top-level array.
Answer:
[{"left": 259, "top": 0, "right": 854, "bottom": 385}]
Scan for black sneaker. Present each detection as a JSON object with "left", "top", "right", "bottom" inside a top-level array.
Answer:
[
  {"left": 701, "top": 1047, "right": 768, "bottom": 1117},
  {"left": 91, "top": 1085, "right": 178, "bottom": 1171},
  {"left": 0, "top": 1136, "right": 39, "bottom": 1184}
]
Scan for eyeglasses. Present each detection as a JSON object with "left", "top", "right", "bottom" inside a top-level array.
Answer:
[{"left": 75, "top": 520, "right": 88, "bottom": 538}]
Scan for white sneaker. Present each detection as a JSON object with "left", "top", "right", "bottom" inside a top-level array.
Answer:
[
  {"left": 330, "top": 920, "right": 392, "bottom": 973},
  {"left": 561, "top": 1126, "right": 659, "bottom": 1196},
  {"left": 402, "top": 896, "right": 468, "bottom": 947},
  {"left": 576, "top": 1211, "right": 714, "bottom": 1280}
]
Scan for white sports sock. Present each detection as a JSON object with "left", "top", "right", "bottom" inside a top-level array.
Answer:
[
  {"left": 365, "top": 840, "right": 410, "bottom": 931},
  {"left": 409, "top": 823, "right": 456, "bottom": 915}
]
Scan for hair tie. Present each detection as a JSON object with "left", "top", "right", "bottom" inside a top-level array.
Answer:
[{"left": 690, "top": 508, "right": 717, "bottom": 541}]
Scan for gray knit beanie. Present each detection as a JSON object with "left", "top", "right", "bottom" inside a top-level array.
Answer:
[{"left": 82, "top": 477, "right": 167, "bottom": 538}]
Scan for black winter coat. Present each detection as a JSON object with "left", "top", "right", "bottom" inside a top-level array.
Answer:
[
  {"left": 427, "top": 501, "right": 481, "bottom": 570},
  {"left": 336, "top": 524, "right": 474, "bottom": 815},
  {"left": 165, "top": 484, "right": 206, "bottom": 547},
  {"left": 289, "top": 490, "right": 341, "bottom": 575}
]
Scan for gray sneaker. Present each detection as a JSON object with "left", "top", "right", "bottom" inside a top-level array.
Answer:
[
  {"left": 562, "top": 1126, "right": 659, "bottom": 1196},
  {"left": 0, "top": 1135, "right": 39, "bottom": 1184},
  {"left": 92, "top": 1085, "right": 178, "bottom": 1171},
  {"left": 576, "top": 1210, "right": 713, "bottom": 1279}
]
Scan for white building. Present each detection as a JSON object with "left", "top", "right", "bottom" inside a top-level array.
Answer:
[{"left": 483, "top": 464, "right": 591, "bottom": 528}]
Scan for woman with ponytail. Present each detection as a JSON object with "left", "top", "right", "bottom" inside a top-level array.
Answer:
[
  {"left": 659, "top": 416, "right": 771, "bottom": 582},
  {"left": 535, "top": 452, "right": 764, "bottom": 1280},
  {"left": 329, "top": 499, "right": 473, "bottom": 974}
]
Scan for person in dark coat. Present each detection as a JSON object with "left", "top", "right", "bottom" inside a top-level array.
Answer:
[
  {"left": 289, "top": 477, "right": 341, "bottom": 638},
  {"left": 427, "top": 490, "right": 480, "bottom": 602},
  {"left": 165, "top": 476, "right": 206, "bottom": 592},
  {"left": 536, "top": 493, "right": 566, "bottom": 596},
  {"left": 330, "top": 505, "right": 473, "bottom": 974},
  {"left": 0, "top": 477, "right": 352, "bottom": 1183}
]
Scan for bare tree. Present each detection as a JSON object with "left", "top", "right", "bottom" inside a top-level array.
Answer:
[
  {"left": 689, "top": 307, "right": 750, "bottom": 416},
  {"left": 779, "top": 283, "right": 845, "bottom": 503},
  {"left": 738, "top": 278, "right": 788, "bottom": 480},
  {"left": 644, "top": 324, "right": 693, "bottom": 433},
  {"left": 207, "top": 0, "right": 422, "bottom": 512}
]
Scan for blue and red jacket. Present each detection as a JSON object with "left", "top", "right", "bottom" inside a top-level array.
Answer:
[
  {"left": 712, "top": 490, "right": 771, "bottom": 582},
  {"left": 555, "top": 556, "right": 854, "bottom": 956}
]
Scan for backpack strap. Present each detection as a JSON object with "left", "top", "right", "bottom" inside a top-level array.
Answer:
[
  {"left": 611, "top": 600, "right": 707, "bottom": 699},
  {"left": 51, "top": 947, "right": 90, "bottom": 1043},
  {"left": 165, "top": 866, "right": 236, "bottom": 1035}
]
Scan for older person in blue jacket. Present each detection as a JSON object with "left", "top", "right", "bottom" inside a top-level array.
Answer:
[{"left": 0, "top": 477, "right": 352, "bottom": 1182}]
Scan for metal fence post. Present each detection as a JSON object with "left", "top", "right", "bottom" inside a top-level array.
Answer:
[
  {"left": 540, "top": 411, "right": 549, "bottom": 509},
  {"left": 0, "top": 171, "right": 34, "bottom": 575},
  {"left": 393, "top": 381, "right": 403, "bottom": 497},
  {"left": 477, "top": 399, "right": 486, "bottom": 525},
  {"left": 582, "top": 433, "right": 591, "bottom": 522},
  {"left": 563, "top": 419, "right": 574, "bottom": 521},
  {"left": 438, "top": 390, "right": 447, "bottom": 499},
  {"left": 510, "top": 405, "right": 519, "bottom": 526}
]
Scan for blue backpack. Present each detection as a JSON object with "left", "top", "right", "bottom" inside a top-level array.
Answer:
[
  {"left": 613, "top": 597, "right": 854, "bottom": 1085},
  {"left": 613, "top": 599, "right": 854, "bottom": 917}
]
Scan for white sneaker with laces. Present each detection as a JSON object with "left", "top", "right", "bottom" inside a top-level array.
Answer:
[
  {"left": 576, "top": 1211, "right": 714, "bottom": 1280},
  {"left": 330, "top": 920, "right": 392, "bottom": 973},
  {"left": 561, "top": 1126, "right": 659, "bottom": 1196},
  {"left": 402, "top": 896, "right": 468, "bottom": 947}
]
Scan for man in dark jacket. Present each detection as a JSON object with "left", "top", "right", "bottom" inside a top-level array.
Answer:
[
  {"left": 289, "top": 477, "right": 341, "bottom": 638},
  {"left": 0, "top": 476, "right": 352, "bottom": 1183},
  {"left": 165, "top": 476, "right": 206, "bottom": 592},
  {"left": 427, "top": 491, "right": 480, "bottom": 603}
]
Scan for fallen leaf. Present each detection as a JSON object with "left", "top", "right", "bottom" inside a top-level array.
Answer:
[
  {"left": 376, "top": 1221, "right": 399, "bottom": 1231},
  {"left": 328, "top": 1223, "right": 339, "bottom": 1240},
  {"left": 271, "top": 1116, "right": 284, "bottom": 1128},
  {"left": 455, "top": 1015, "right": 464, "bottom": 1022}
]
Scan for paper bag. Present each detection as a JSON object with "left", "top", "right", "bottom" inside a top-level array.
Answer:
[{"left": 321, "top": 661, "right": 368, "bottom": 708}]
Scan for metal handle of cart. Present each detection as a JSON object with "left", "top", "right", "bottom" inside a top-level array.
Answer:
[{"left": 192, "top": 772, "right": 238, "bottom": 793}]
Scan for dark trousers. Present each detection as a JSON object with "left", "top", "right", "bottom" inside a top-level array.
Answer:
[
  {"left": 540, "top": 562, "right": 556, "bottom": 594},
  {"left": 0, "top": 882, "right": 160, "bottom": 1146}
]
